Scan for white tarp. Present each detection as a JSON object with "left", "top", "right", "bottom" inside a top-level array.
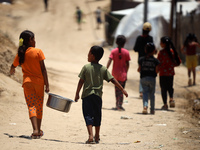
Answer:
[
  {"left": 113, "top": 1, "right": 199, "bottom": 50},
  {"left": 111, "top": 8, "right": 134, "bottom": 16}
]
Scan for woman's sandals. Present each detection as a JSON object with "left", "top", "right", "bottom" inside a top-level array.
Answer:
[{"left": 31, "top": 130, "right": 44, "bottom": 139}]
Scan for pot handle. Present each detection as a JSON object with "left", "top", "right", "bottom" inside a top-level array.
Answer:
[{"left": 45, "top": 91, "right": 49, "bottom": 95}]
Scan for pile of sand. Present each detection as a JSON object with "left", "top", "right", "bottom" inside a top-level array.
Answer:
[{"left": 0, "top": 32, "right": 22, "bottom": 83}]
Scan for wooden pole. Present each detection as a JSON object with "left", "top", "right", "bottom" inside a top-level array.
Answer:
[
  {"left": 169, "top": 0, "right": 175, "bottom": 38},
  {"left": 144, "top": 0, "right": 148, "bottom": 23}
]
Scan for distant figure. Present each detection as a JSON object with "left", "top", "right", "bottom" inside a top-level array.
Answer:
[
  {"left": 133, "top": 22, "right": 153, "bottom": 98},
  {"left": 44, "top": 0, "right": 48, "bottom": 12},
  {"left": 74, "top": 46, "right": 128, "bottom": 144},
  {"left": 76, "top": 6, "right": 82, "bottom": 30},
  {"left": 10, "top": 30, "right": 49, "bottom": 139},
  {"left": 107, "top": 35, "right": 130, "bottom": 111},
  {"left": 137, "top": 43, "right": 160, "bottom": 115},
  {"left": 157, "top": 36, "right": 181, "bottom": 110},
  {"left": 181, "top": 33, "right": 200, "bottom": 86},
  {"left": 95, "top": 6, "right": 102, "bottom": 29}
]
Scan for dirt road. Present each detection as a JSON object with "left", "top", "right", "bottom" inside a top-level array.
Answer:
[{"left": 0, "top": 0, "right": 200, "bottom": 149}]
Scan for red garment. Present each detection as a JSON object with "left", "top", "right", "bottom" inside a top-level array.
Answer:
[
  {"left": 186, "top": 44, "right": 196, "bottom": 55},
  {"left": 157, "top": 49, "right": 178, "bottom": 76}
]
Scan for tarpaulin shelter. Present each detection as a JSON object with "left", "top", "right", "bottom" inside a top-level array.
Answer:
[{"left": 112, "top": 1, "right": 199, "bottom": 50}]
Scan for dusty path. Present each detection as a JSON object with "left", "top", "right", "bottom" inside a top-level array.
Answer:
[{"left": 0, "top": 0, "right": 200, "bottom": 149}]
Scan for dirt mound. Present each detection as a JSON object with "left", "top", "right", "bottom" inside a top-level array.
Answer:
[
  {"left": 0, "top": 32, "right": 22, "bottom": 83},
  {"left": 184, "top": 93, "right": 200, "bottom": 119}
]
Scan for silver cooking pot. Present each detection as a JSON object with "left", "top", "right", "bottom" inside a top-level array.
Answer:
[{"left": 46, "top": 93, "right": 74, "bottom": 113}]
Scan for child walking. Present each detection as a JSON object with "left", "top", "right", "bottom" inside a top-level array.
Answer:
[
  {"left": 134, "top": 22, "right": 154, "bottom": 98},
  {"left": 137, "top": 43, "right": 160, "bottom": 114},
  {"left": 157, "top": 36, "right": 181, "bottom": 110},
  {"left": 95, "top": 6, "right": 102, "bottom": 29},
  {"left": 181, "top": 33, "right": 200, "bottom": 86},
  {"left": 74, "top": 46, "right": 128, "bottom": 144},
  {"left": 76, "top": 6, "right": 83, "bottom": 30},
  {"left": 10, "top": 30, "right": 49, "bottom": 139},
  {"left": 107, "top": 35, "right": 130, "bottom": 111}
]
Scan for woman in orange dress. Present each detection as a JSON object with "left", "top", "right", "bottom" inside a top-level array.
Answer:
[{"left": 10, "top": 30, "right": 49, "bottom": 139}]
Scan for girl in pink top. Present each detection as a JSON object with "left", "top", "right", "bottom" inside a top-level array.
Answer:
[{"left": 107, "top": 35, "right": 130, "bottom": 111}]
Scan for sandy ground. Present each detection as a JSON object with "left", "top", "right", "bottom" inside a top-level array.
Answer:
[{"left": 0, "top": 0, "right": 200, "bottom": 149}]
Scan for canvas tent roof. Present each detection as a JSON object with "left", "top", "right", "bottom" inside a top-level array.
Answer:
[
  {"left": 111, "top": 8, "right": 134, "bottom": 16},
  {"left": 113, "top": 1, "right": 199, "bottom": 50}
]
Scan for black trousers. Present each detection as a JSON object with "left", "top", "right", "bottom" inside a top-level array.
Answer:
[{"left": 159, "top": 76, "right": 174, "bottom": 105}]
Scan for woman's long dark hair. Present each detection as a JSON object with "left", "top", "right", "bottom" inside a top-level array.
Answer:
[
  {"left": 161, "top": 36, "right": 180, "bottom": 66},
  {"left": 184, "top": 33, "right": 198, "bottom": 47},
  {"left": 18, "top": 30, "right": 34, "bottom": 65},
  {"left": 116, "top": 35, "right": 126, "bottom": 59}
]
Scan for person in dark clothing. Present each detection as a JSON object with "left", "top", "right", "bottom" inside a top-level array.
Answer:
[
  {"left": 157, "top": 36, "right": 181, "bottom": 110},
  {"left": 95, "top": 6, "right": 102, "bottom": 29},
  {"left": 138, "top": 43, "right": 160, "bottom": 115},
  {"left": 76, "top": 6, "right": 82, "bottom": 30},
  {"left": 133, "top": 22, "right": 153, "bottom": 98},
  {"left": 44, "top": 0, "right": 48, "bottom": 12}
]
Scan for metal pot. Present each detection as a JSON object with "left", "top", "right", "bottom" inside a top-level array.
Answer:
[{"left": 46, "top": 93, "right": 74, "bottom": 113}]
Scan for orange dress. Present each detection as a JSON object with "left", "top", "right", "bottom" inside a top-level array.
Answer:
[{"left": 13, "top": 47, "right": 45, "bottom": 119}]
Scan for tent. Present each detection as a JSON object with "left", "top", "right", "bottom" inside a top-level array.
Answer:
[{"left": 112, "top": 1, "right": 199, "bottom": 50}]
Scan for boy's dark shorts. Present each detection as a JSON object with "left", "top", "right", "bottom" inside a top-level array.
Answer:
[
  {"left": 97, "top": 17, "right": 102, "bottom": 23},
  {"left": 82, "top": 94, "right": 102, "bottom": 126}
]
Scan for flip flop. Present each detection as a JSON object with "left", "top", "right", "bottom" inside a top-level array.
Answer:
[
  {"left": 112, "top": 107, "right": 119, "bottom": 110},
  {"left": 31, "top": 130, "right": 43, "bottom": 139},
  {"left": 95, "top": 138, "right": 100, "bottom": 144},
  {"left": 31, "top": 133, "right": 40, "bottom": 139},
  {"left": 161, "top": 105, "right": 168, "bottom": 110},
  {"left": 85, "top": 139, "right": 95, "bottom": 144},
  {"left": 142, "top": 109, "right": 147, "bottom": 114},
  {"left": 40, "top": 130, "right": 44, "bottom": 137},
  {"left": 142, "top": 107, "right": 148, "bottom": 114},
  {"left": 169, "top": 100, "right": 175, "bottom": 108}
]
